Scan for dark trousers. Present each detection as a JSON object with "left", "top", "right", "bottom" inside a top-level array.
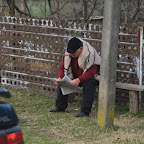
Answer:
[{"left": 55, "top": 78, "right": 99, "bottom": 114}]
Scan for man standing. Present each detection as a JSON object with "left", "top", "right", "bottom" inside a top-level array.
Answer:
[{"left": 50, "top": 37, "right": 101, "bottom": 117}]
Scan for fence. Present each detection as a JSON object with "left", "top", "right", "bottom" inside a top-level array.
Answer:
[{"left": 0, "top": 16, "right": 143, "bottom": 103}]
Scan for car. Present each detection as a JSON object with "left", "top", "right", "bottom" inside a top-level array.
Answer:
[{"left": 0, "top": 88, "right": 24, "bottom": 144}]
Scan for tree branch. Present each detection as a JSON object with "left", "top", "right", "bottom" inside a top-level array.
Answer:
[
  {"left": 48, "top": 0, "right": 69, "bottom": 18},
  {"left": 47, "top": 0, "right": 52, "bottom": 14},
  {"left": 14, "top": 4, "right": 30, "bottom": 16},
  {"left": 24, "top": 0, "right": 31, "bottom": 17},
  {"left": 5, "top": 0, "right": 32, "bottom": 17},
  {"left": 86, "top": 0, "right": 97, "bottom": 22},
  {"left": 5, "top": 0, "right": 11, "bottom": 11},
  {"left": 128, "top": 0, "right": 141, "bottom": 25}
]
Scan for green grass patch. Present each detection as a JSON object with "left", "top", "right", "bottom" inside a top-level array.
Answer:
[
  {"left": 137, "top": 122, "right": 144, "bottom": 130},
  {"left": 1, "top": 86, "right": 144, "bottom": 144}
]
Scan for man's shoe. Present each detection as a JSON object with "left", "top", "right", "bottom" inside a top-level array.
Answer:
[
  {"left": 75, "top": 112, "right": 89, "bottom": 117},
  {"left": 50, "top": 107, "right": 65, "bottom": 112}
]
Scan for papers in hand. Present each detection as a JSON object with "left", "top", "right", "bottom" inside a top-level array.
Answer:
[{"left": 49, "top": 76, "right": 82, "bottom": 95}]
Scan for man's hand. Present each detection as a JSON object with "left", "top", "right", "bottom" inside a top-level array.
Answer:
[
  {"left": 71, "top": 78, "right": 80, "bottom": 87},
  {"left": 55, "top": 77, "right": 61, "bottom": 86}
]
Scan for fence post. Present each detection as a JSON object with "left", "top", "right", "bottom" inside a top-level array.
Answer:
[{"left": 138, "top": 27, "right": 143, "bottom": 109}]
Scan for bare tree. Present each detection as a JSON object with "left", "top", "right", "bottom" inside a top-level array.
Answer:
[
  {"left": 2, "top": 0, "right": 144, "bottom": 25},
  {"left": 24, "top": 0, "right": 31, "bottom": 17},
  {"left": 5, "top": 0, "right": 32, "bottom": 17},
  {"left": 0, "top": 0, "right": 7, "bottom": 15},
  {"left": 85, "top": 0, "right": 98, "bottom": 22},
  {"left": 121, "top": 0, "right": 142, "bottom": 25},
  {"left": 48, "top": 0, "right": 52, "bottom": 13},
  {"left": 45, "top": 0, "right": 103, "bottom": 21},
  {"left": 83, "top": 0, "right": 88, "bottom": 21}
]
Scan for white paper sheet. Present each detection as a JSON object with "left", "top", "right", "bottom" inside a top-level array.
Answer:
[{"left": 49, "top": 76, "right": 82, "bottom": 95}]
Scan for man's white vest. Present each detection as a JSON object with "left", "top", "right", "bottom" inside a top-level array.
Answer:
[{"left": 64, "top": 38, "right": 101, "bottom": 81}]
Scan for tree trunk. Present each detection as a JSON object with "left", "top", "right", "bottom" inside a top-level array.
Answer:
[
  {"left": 11, "top": 0, "right": 15, "bottom": 16},
  {"left": 83, "top": 0, "right": 88, "bottom": 21}
]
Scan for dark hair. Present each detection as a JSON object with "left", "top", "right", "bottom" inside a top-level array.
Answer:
[{"left": 67, "top": 37, "right": 83, "bottom": 53}]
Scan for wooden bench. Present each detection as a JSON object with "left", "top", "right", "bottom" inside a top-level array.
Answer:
[
  {"left": 116, "top": 82, "right": 144, "bottom": 114},
  {"left": 69, "top": 82, "right": 144, "bottom": 114}
]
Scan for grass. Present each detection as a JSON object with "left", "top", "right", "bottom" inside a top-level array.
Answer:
[{"left": 1, "top": 85, "right": 144, "bottom": 144}]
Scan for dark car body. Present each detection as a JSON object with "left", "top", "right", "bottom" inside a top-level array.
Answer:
[{"left": 0, "top": 88, "right": 24, "bottom": 144}]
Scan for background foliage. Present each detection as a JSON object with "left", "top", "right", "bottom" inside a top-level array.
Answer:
[{"left": 0, "top": 0, "right": 144, "bottom": 25}]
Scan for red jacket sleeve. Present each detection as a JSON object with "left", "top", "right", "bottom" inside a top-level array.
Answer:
[
  {"left": 57, "top": 55, "right": 65, "bottom": 79},
  {"left": 78, "top": 65, "right": 98, "bottom": 83}
]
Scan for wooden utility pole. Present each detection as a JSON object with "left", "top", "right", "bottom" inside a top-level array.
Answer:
[
  {"left": 11, "top": 0, "right": 15, "bottom": 16},
  {"left": 97, "top": 0, "right": 121, "bottom": 128}
]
